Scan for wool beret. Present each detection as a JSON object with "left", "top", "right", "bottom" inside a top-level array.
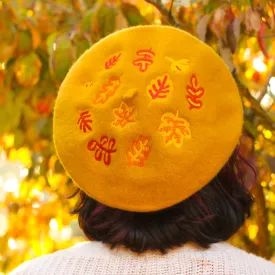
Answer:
[{"left": 53, "top": 25, "right": 243, "bottom": 212}]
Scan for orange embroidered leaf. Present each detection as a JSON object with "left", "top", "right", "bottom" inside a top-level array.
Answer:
[
  {"left": 113, "top": 102, "right": 136, "bottom": 128},
  {"left": 132, "top": 49, "right": 155, "bottom": 72},
  {"left": 105, "top": 53, "right": 121, "bottom": 69},
  {"left": 158, "top": 112, "right": 191, "bottom": 148},
  {"left": 147, "top": 74, "right": 173, "bottom": 100},
  {"left": 77, "top": 111, "right": 93, "bottom": 133},
  {"left": 165, "top": 56, "right": 190, "bottom": 72},
  {"left": 128, "top": 136, "right": 151, "bottom": 167},
  {"left": 186, "top": 74, "right": 205, "bottom": 110},
  {"left": 94, "top": 76, "right": 121, "bottom": 105},
  {"left": 82, "top": 80, "right": 93, "bottom": 88}
]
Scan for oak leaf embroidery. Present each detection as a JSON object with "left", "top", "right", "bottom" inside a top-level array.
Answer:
[
  {"left": 94, "top": 76, "right": 121, "bottom": 105},
  {"left": 158, "top": 112, "right": 191, "bottom": 148},
  {"left": 147, "top": 74, "right": 173, "bottom": 100},
  {"left": 186, "top": 74, "right": 205, "bottom": 109},
  {"left": 132, "top": 49, "right": 155, "bottom": 72},
  {"left": 165, "top": 56, "right": 190, "bottom": 72},
  {"left": 87, "top": 136, "right": 117, "bottom": 166},
  {"left": 113, "top": 102, "right": 136, "bottom": 128},
  {"left": 105, "top": 53, "right": 121, "bottom": 69},
  {"left": 77, "top": 111, "right": 93, "bottom": 133},
  {"left": 128, "top": 136, "right": 151, "bottom": 167}
]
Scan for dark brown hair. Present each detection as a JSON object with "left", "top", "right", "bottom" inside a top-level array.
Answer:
[{"left": 70, "top": 147, "right": 254, "bottom": 254}]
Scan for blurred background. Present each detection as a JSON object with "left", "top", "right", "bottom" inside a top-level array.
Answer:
[{"left": 1, "top": 0, "right": 275, "bottom": 273}]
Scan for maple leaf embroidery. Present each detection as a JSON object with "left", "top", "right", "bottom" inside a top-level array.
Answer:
[
  {"left": 186, "top": 74, "right": 205, "bottom": 109},
  {"left": 158, "top": 112, "right": 191, "bottom": 148},
  {"left": 165, "top": 56, "right": 190, "bottom": 72},
  {"left": 113, "top": 102, "right": 136, "bottom": 128},
  {"left": 94, "top": 76, "right": 121, "bottom": 105},
  {"left": 77, "top": 111, "right": 93, "bottom": 133},
  {"left": 105, "top": 53, "right": 121, "bottom": 69},
  {"left": 147, "top": 74, "right": 173, "bottom": 100},
  {"left": 127, "top": 136, "right": 151, "bottom": 167}
]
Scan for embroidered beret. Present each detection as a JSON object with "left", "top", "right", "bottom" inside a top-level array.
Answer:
[{"left": 53, "top": 26, "right": 243, "bottom": 212}]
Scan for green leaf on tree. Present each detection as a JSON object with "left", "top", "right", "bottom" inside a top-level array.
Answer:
[
  {"left": 49, "top": 34, "right": 75, "bottom": 83},
  {"left": 16, "top": 30, "right": 32, "bottom": 54},
  {"left": 98, "top": 6, "right": 117, "bottom": 37},
  {"left": 121, "top": 3, "right": 146, "bottom": 26}
]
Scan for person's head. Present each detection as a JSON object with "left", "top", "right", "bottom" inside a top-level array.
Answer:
[
  {"left": 71, "top": 147, "right": 254, "bottom": 254},
  {"left": 53, "top": 26, "right": 250, "bottom": 254}
]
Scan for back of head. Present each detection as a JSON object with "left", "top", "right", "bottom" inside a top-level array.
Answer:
[
  {"left": 71, "top": 148, "right": 254, "bottom": 254},
  {"left": 53, "top": 26, "right": 252, "bottom": 254}
]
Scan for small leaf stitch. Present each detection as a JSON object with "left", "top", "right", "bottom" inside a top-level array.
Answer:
[
  {"left": 113, "top": 102, "right": 136, "bottom": 128},
  {"left": 127, "top": 136, "right": 151, "bottom": 167},
  {"left": 87, "top": 136, "right": 117, "bottom": 166},
  {"left": 147, "top": 74, "right": 173, "bottom": 100},
  {"left": 105, "top": 54, "right": 121, "bottom": 69},
  {"left": 82, "top": 80, "right": 93, "bottom": 88},
  {"left": 186, "top": 74, "right": 205, "bottom": 109},
  {"left": 77, "top": 111, "right": 93, "bottom": 133},
  {"left": 158, "top": 112, "right": 191, "bottom": 148},
  {"left": 165, "top": 56, "right": 190, "bottom": 72},
  {"left": 94, "top": 76, "right": 121, "bottom": 105},
  {"left": 132, "top": 49, "right": 155, "bottom": 72}
]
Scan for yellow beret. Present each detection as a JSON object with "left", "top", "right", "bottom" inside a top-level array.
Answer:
[{"left": 53, "top": 26, "right": 243, "bottom": 212}]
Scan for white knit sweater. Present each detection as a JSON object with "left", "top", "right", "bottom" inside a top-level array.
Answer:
[{"left": 9, "top": 241, "right": 275, "bottom": 275}]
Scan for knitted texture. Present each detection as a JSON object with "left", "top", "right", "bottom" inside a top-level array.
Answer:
[{"left": 10, "top": 241, "right": 275, "bottom": 275}]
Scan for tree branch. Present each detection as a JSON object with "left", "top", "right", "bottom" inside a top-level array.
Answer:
[
  {"left": 232, "top": 70, "right": 275, "bottom": 129},
  {"left": 145, "top": 0, "right": 182, "bottom": 28},
  {"left": 257, "top": 63, "right": 275, "bottom": 102}
]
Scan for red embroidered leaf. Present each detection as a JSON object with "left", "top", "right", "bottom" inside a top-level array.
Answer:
[
  {"left": 147, "top": 74, "right": 173, "bottom": 100},
  {"left": 105, "top": 54, "right": 121, "bottom": 69},
  {"left": 132, "top": 49, "right": 155, "bottom": 72},
  {"left": 87, "top": 136, "right": 117, "bottom": 166},
  {"left": 77, "top": 111, "right": 93, "bottom": 133},
  {"left": 186, "top": 74, "right": 205, "bottom": 110}
]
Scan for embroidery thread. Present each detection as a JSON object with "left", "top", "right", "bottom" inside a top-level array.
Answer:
[
  {"left": 77, "top": 111, "right": 93, "bottom": 133},
  {"left": 105, "top": 54, "right": 121, "bottom": 69},
  {"left": 94, "top": 76, "right": 121, "bottom": 105},
  {"left": 165, "top": 57, "right": 190, "bottom": 72},
  {"left": 128, "top": 136, "right": 151, "bottom": 167},
  {"left": 113, "top": 102, "right": 136, "bottom": 128},
  {"left": 186, "top": 74, "right": 205, "bottom": 109},
  {"left": 132, "top": 49, "right": 155, "bottom": 72},
  {"left": 87, "top": 136, "right": 117, "bottom": 166},
  {"left": 158, "top": 112, "right": 191, "bottom": 148},
  {"left": 147, "top": 74, "right": 173, "bottom": 100},
  {"left": 82, "top": 80, "right": 93, "bottom": 88}
]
